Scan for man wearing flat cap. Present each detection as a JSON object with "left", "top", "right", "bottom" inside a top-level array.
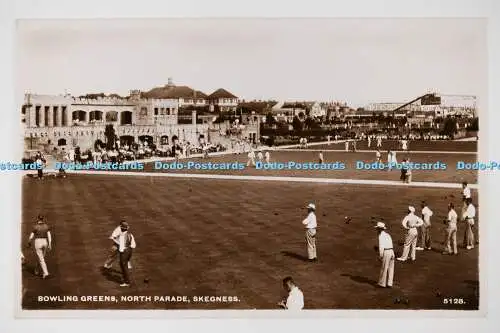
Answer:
[
  {"left": 397, "top": 206, "right": 424, "bottom": 262},
  {"left": 375, "top": 222, "right": 394, "bottom": 288},
  {"left": 302, "top": 203, "right": 318, "bottom": 262},
  {"left": 104, "top": 220, "right": 134, "bottom": 272}
]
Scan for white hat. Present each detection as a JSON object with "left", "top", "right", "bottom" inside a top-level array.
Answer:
[
  {"left": 374, "top": 222, "right": 386, "bottom": 229},
  {"left": 408, "top": 206, "right": 415, "bottom": 213},
  {"left": 306, "top": 203, "right": 316, "bottom": 210}
]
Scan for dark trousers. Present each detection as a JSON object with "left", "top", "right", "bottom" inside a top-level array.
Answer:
[
  {"left": 420, "top": 225, "right": 431, "bottom": 249},
  {"left": 119, "top": 249, "right": 133, "bottom": 284},
  {"left": 37, "top": 169, "right": 43, "bottom": 178}
]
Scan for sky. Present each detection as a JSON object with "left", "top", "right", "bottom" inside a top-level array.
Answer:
[{"left": 16, "top": 18, "right": 487, "bottom": 108}]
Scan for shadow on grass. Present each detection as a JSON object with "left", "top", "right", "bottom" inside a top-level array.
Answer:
[
  {"left": 281, "top": 251, "right": 309, "bottom": 262},
  {"left": 22, "top": 262, "right": 39, "bottom": 277},
  {"left": 100, "top": 267, "right": 123, "bottom": 284},
  {"left": 341, "top": 273, "right": 378, "bottom": 287}
]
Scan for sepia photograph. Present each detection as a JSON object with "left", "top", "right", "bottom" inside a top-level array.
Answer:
[{"left": 17, "top": 17, "right": 485, "bottom": 312}]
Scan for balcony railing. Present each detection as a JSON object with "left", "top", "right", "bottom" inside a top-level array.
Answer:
[{"left": 24, "top": 123, "right": 209, "bottom": 138}]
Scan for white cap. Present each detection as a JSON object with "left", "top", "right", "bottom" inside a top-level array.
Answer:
[
  {"left": 306, "top": 203, "right": 316, "bottom": 210},
  {"left": 408, "top": 206, "right": 415, "bottom": 213},
  {"left": 374, "top": 222, "right": 386, "bottom": 229}
]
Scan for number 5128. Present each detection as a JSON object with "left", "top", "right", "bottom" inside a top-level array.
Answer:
[{"left": 443, "top": 298, "right": 465, "bottom": 305}]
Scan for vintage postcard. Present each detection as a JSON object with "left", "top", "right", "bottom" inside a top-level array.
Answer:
[{"left": 16, "top": 18, "right": 486, "bottom": 314}]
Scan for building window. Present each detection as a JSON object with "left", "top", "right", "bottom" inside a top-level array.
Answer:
[
  {"left": 72, "top": 110, "right": 87, "bottom": 122},
  {"left": 106, "top": 111, "right": 118, "bottom": 122},
  {"left": 89, "top": 110, "right": 103, "bottom": 121},
  {"left": 121, "top": 111, "right": 133, "bottom": 125},
  {"left": 154, "top": 108, "right": 158, "bottom": 115}
]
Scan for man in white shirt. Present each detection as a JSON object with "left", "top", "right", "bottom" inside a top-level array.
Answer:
[
  {"left": 462, "top": 198, "right": 476, "bottom": 250},
  {"left": 397, "top": 206, "right": 424, "bottom": 262},
  {"left": 443, "top": 203, "right": 458, "bottom": 255},
  {"left": 246, "top": 150, "right": 256, "bottom": 167},
  {"left": 117, "top": 221, "right": 137, "bottom": 287},
  {"left": 278, "top": 276, "right": 304, "bottom": 310},
  {"left": 461, "top": 181, "right": 472, "bottom": 214},
  {"left": 345, "top": 140, "right": 349, "bottom": 152},
  {"left": 318, "top": 151, "right": 324, "bottom": 164},
  {"left": 104, "top": 220, "right": 133, "bottom": 270},
  {"left": 257, "top": 151, "right": 264, "bottom": 163},
  {"left": 35, "top": 154, "right": 45, "bottom": 180},
  {"left": 367, "top": 136, "right": 371, "bottom": 148},
  {"left": 377, "top": 136, "right": 382, "bottom": 148},
  {"left": 401, "top": 139, "right": 408, "bottom": 151},
  {"left": 417, "top": 201, "right": 433, "bottom": 251},
  {"left": 462, "top": 181, "right": 472, "bottom": 201},
  {"left": 264, "top": 151, "right": 270, "bottom": 163},
  {"left": 302, "top": 203, "right": 318, "bottom": 262},
  {"left": 375, "top": 222, "right": 394, "bottom": 288}
]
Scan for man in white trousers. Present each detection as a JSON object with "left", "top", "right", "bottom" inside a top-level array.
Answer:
[
  {"left": 462, "top": 198, "right": 476, "bottom": 250},
  {"left": 375, "top": 222, "right": 394, "bottom": 288},
  {"left": 28, "top": 215, "right": 52, "bottom": 279},
  {"left": 302, "top": 203, "right": 318, "bottom": 262},
  {"left": 246, "top": 149, "right": 256, "bottom": 167},
  {"left": 443, "top": 203, "right": 458, "bottom": 255},
  {"left": 257, "top": 151, "right": 264, "bottom": 163},
  {"left": 397, "top": 206, "right": 424, "bottom": 262},
  {"left": 264, "top": 151, "right": 271, "bottom": 163}
]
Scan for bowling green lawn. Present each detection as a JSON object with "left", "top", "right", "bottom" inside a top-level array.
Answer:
[
  {"left": 21, "top": 173, "right": 479, "bottom": 310},
  {"left": 139, "top": 149, "right": 478, "bottom": 184}
]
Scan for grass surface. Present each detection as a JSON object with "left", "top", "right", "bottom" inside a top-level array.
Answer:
[
  {"left": 21, "top": 175, "right": 479, "bottom": 310},
  {"left": 137, "top": 150, "right": 478, "bottom": 184},
  {"left": 298, "top": 139, "right": 478, "bottom": 152}
]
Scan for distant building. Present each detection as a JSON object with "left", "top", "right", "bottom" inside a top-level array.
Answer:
[
  {"left": 140, "top": 78, "right": 208, "bottom": 107},
  {"left": 21, "top": 79, "right": 243, "bottom": 151},
  {"left": 237, "top": 100, "right": 278, "bottom": 115},
  {"left": 308, "top": 102, "right": 327, "bottom": 118},
  {"left": 207, "top": 88, "right": 239, "bottom": 113},
  {"left": 271, "top": 101, "right": 307, "bottom": 122},
  {"left": 22, "top": 91, "right": 208, "bottom": 151},
  {"left": 364, "top": 94, "right": 477, "bottom": 119}
]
